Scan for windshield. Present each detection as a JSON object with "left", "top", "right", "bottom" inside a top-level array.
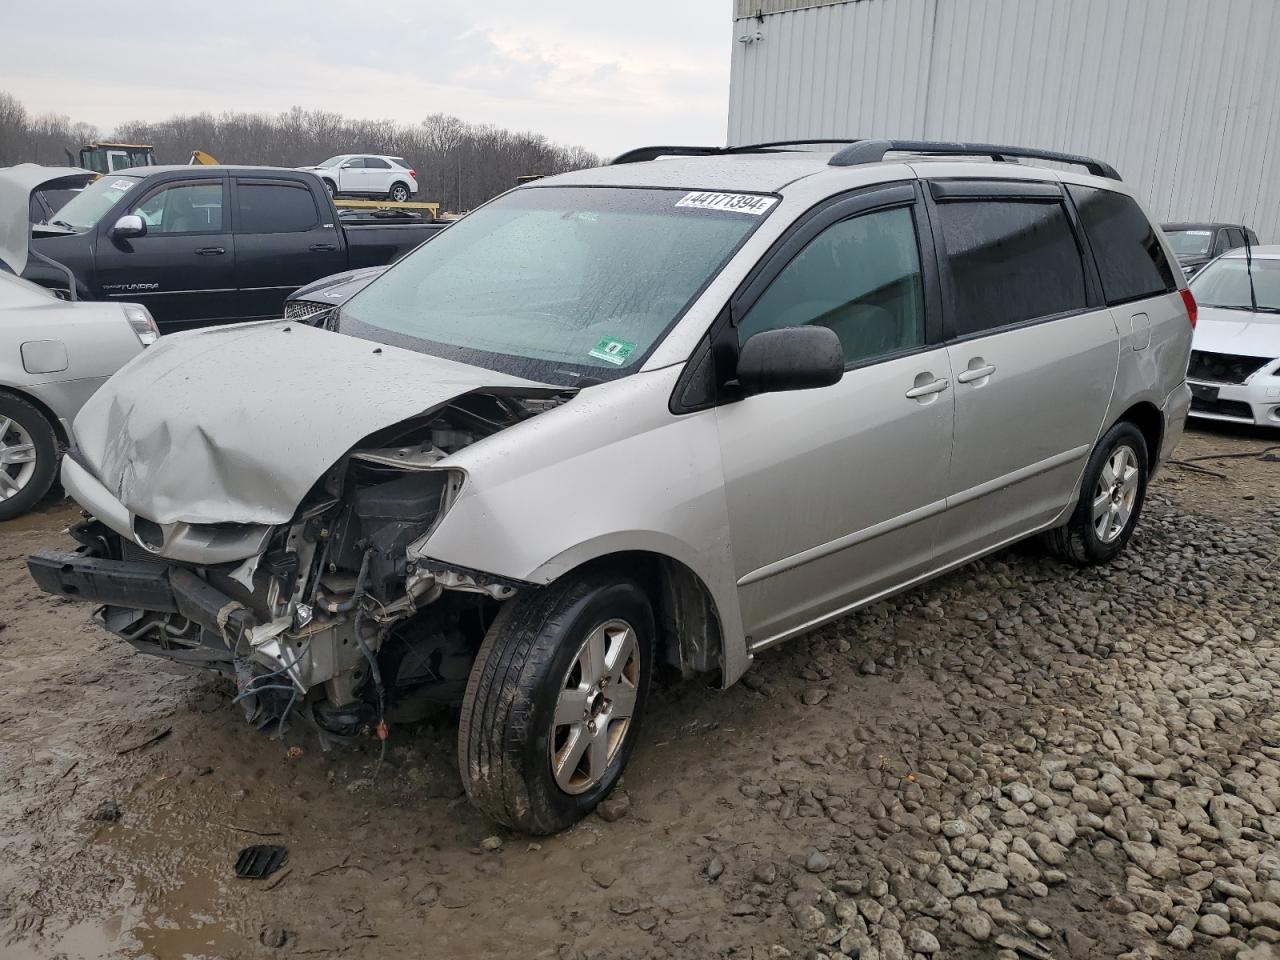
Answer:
[
  {"left": 339, "top": 186, "right": 774, "bottom": 385},
  {"left": 49, "top": 175, "right": 142, "bottom": 230},
  {"left": 316, "top": 157, "right": 344, "bottom": 168},
  {"left": 1165, "top": 229, "right": 1214, "bottom": 257},
  {"left": 1190, "top": 257, "right": 1280, "bottom": 312}
]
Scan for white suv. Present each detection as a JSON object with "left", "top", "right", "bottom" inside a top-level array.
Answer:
[{"left": 300, "top": 154, "right": 418, "bottom": 201}]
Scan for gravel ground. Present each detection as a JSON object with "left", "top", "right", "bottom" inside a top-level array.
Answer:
[{"left": 1, "top": 425, "right": 1278, "bottom": 960}]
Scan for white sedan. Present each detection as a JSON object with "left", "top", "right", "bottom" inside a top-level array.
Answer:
[
  {"left": 297, "top": 155, "right": 418, "bottom": 202},
  {"left": 1186, "top": 246, "right": 1280, "bottom": 427}
]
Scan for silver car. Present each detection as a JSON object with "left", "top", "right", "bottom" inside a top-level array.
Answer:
[
  {"left": 28, "top": 139, "right": 1193, "bottom": 833},
  {"left": 0, "top": 164, "right": 158, "bottom": 520},
  {"left": 1186, "top": 246, "right": 1280, "bottom": 427}
]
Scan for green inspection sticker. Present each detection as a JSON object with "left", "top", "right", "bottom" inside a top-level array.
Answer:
[{"left": 588, "top": 337, "right": 637, "bottom": 366}]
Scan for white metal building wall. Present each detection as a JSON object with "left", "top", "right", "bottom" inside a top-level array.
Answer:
[{"left": 728, "top": 0, "right": 1280, "bottom": 240}]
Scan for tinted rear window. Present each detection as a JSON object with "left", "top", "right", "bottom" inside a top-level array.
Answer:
[
  {"left": 935, "top": 199, "right": 1088, "bottom": 336},
  {"left": 237, "top": 182, "right": 319, "bottom": 233},
  {"left": 1069, "top": 185, "right": 1177, "bottom": 304}
]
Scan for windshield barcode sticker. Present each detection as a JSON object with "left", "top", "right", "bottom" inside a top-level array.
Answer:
[{"left": 676, "top": 192, "right": 777, "bottom": 215}]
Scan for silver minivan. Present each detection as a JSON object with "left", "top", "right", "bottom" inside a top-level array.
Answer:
[{"left": 29, "top": 140, "right": 1194, "bottom": 833}]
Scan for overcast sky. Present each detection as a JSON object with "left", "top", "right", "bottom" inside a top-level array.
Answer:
[{"left": 4, "top": 1, "right": 732, "bottom": 159}]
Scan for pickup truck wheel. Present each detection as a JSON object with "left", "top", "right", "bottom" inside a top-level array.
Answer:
[
  {"left": 1041, "top": 421, "right": 1149, "bottom": 566},
  {"left": 458, "top": 572, "right": 654, "bottom": 834},
  {"left": 0, "top": 395, "right": 59, "bottom": 522},
  {"left": 388, "top": 183, "right": 410, "bottom": 202}
]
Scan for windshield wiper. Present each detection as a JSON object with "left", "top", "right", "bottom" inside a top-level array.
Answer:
[{"left": 50, "top": 220, "right": 74, "bottom": 230}]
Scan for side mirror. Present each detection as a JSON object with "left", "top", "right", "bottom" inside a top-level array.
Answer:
[
  {"left": 111, "top": 214, "right": 147, "bottom": 239},
  {"left": 736, "top": 326, "right": 844, "bottom": 395}
]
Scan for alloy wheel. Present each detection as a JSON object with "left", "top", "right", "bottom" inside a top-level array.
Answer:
[
  {"left": 1092, "top": 444, "right": 1140, "bottom": 543},
  {"left": 550, "top": 619, "right": 640, "bottom": 795},
  {"left": 0, "top": 416, "right": 38, "bottom": 502}
]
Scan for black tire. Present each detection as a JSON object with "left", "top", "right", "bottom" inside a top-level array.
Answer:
[
  {"left": 322, "top": 179, "right": 336, "bottom": 197},
  {"left": 458, "top": 572, "right": 654, "bottom": 834},
  {"left": 1041, "top": 421, "right": 1149, "bottom": 566},
  {"left": 0, "top": 394, "right": 60, "bottom": 522},
  {"left": 388, "top": 183, "right": 410, "bottom": 202}
]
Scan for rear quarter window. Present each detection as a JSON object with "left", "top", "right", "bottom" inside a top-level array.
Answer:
[{"left": 1068, "top": 185, "right": 1178, "bottom": 304}]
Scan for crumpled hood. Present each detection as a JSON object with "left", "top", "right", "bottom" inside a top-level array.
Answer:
[
  {"left": 73, "top": 321, "right": 544, "bottom": 526},
  {"left": 1192, "top": 306, "right": 1280, "bottom": 359}
]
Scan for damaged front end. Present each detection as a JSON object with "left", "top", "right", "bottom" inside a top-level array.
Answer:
[{"left": 29, "top": 391, "right": 558, "bottom": 739}]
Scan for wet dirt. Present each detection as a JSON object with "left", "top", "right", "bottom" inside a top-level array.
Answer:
[{"left": 0, "top": 425, "right": 1277, "bottom": 960}]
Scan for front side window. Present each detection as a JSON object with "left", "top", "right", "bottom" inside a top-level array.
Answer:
[
  {"left": 131, "top": 182, "right": 224, "bottom": 234},
  {"left": 343, "top": 158, "right": 366, "bottom": 169},
  {"left": 237, "top": 182, "right": 319, "bottom": 233},
  {"left": 1069, "top": 185, "right": 1177, "bottom": 304},
  {"left": 1190, "top": 257, "right": 1280, "bottom": 313},
  {"left": 737, "top": 206, "right": 925, "bottom": 364},
  {"left": 339, "top": 186, "right": 773, "bottom": 385},
  {"left": 936, "top": 199, "right": 1088, "bottom": 336}
]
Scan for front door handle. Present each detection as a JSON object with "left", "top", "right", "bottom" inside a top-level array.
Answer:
[
  {"left": 194, "top": 246, "right": 225, "bottom": 256},
  {"left": 957, "top": 363, "right": 997, "bottom": 384},
  {"left": 905, "top": 377, "right": 950, "bottom": 399},
  {"left": 309, "top": 243, "right": 337, "bottom": 252}
]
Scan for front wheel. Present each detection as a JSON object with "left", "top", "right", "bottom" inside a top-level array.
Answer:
[
  {"left": 322, "top": 179, "right": 336, "bottom": 197},
  {"left": 1041, "top": 421, "right": 1149, "bottom": 565},
  {"left": 458, "top": 573, "right": 654, "bottom": 834}
]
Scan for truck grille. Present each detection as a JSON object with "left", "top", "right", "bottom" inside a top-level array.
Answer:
[
  {"left": 283, "top": 300, "right": 333, "bottom": 324},
  {"left": 1188, "top": 350, "right": 1272, "bottom": 384}
]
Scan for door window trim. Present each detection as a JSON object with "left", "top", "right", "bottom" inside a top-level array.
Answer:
[
  {"left": 921, "top": 180, "right": 1102, "bottom": 344},
  {"left": 119, "top": 177, "right": 228, "bottom": 238},
  {"left": 669, "top": 180, "right": 944, "bottom": 415}
]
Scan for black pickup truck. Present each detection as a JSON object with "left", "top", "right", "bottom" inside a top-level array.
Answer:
[{"left": 24, "top": 166, "right": 444, "bottom": 330}]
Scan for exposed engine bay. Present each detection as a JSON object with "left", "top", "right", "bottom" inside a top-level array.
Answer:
[{"left": 32, "top": 390, "right": 569, "bottom": 741}]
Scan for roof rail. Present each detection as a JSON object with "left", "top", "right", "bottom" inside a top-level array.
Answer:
[
  {"left": 828, "top": 139, "right": 1121, "bottom": 180},
  {"left": 611, "top": 139, "right": 860, "bottom": 165},
  {"left": 611, "top": 145, "right": 722, "bottom": 165}
]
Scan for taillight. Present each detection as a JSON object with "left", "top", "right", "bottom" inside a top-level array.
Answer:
[
  {"left": 122, "top": 303, "right": 159, "bottom": 346},
  {"left": 1180, "top": 287, "right": 1198, "bottom": 329},
  {"left": 408, "top": 169, "right": 417, "bottom": 180}
]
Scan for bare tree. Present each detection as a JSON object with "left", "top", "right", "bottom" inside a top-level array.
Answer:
[{"left": 90, "top": 98, "right": 600, "bottom": 210}]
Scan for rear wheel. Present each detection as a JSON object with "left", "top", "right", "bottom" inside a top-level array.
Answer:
[
  {"left": 458, "top": 572, "right": 654, "bottom": 834},
  {"left": 1041, "top": 421, "right": 1149, "bottom": 565},
  {"left": 388, "top": 182, "right": 410, "bottom": 202},
  {"left": 0, "top": 395, "right": 59, "bottom": 522}
]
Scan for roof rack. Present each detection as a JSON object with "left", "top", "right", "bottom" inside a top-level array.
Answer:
[
  {"left": 611, "top": 139, "right": 860, "bottom": 165},
  {"left": 611, "top": 138, "right": 1121, "bottom": 181},
  {"left": 827, "top": 139, "right": 1121, "bottom": 180}
]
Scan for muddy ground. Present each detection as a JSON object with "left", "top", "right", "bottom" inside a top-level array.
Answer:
[{"left": 2, "top": 424, "right": 1279, "bottom": 960}]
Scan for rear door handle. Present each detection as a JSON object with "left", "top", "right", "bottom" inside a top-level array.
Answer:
[
  {"left": 309, "top": 243, "right": 337, "bottom": 252},
  {"left": 905, "top": 377, "right": 949, "bottom": 399},
  {"left": 957, "top": 363, "right": 997, "bottom": 383},
  {"left": 194, "top": 246, "right": 225, "bottom": 256}
]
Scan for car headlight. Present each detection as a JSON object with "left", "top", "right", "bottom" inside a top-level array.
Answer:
[{"left": 122, "top": 303, "right": 160, "bottom": 346}]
